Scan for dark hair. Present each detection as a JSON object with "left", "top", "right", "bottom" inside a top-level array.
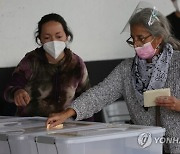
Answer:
[
  {"left": 34, "top": 13, "right": 73, "bottom": 45},
  {"left": 129, "top": 8, "right": 180, "bottom": 50}
]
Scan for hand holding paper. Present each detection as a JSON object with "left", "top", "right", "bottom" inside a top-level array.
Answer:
[{"left": 143, "top": 88, "right": 171, "bottom": 107}]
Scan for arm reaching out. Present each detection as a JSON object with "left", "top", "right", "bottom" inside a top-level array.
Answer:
[{"left": 46, "top": 108, "right": 76, "bottom": 129}]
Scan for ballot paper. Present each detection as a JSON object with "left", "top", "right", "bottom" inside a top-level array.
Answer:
[
  {"left": 47, "top": 123, "right": 63, "bottom": 130},
  {"left": 143, "top": 88, "right": 171, "bottom": 107}
]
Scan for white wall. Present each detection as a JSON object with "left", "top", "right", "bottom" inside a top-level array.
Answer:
[{"left": 0, "top": 0, "right": 175, "bottom": 67}]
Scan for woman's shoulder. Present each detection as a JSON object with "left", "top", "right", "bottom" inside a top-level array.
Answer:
[
  {"left": 169, "top": 50, "right": 180, "bottom": 69},
  {"left": 71, "top": 50, "right": 83, "bottom": 62},
  {"left": 23, "top": 48, "right": 41, "bottom": 58},
  {"left": 62, "top": 49, "right": 86, "bottom": 74},
  {"left": 109, "top": 58, "right": 134, "bottom": 75},
  {"left": 24, "top": 47, "right": 46, "bottom": 62},
  {"left": 66, "top": 48, "right": 85, "bottom": 65},
  {"left": 116, "top": 57, "right": 134, "bottom": 68},
  {"left": 172, "top": 50, "right": 180, "bottom": 60},
  {"left": 18, "top": 48, "right": 45, "bottom": 67}
]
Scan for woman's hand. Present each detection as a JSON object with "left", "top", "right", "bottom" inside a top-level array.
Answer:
[
  {"left": 46, "top": 108, "right": 76, "bottom": 129},
  {"left": 155, "top": 96, "right": 180, "bottom": 111},
  {"left": 14, "top": 89, "right": 30, "bottom": 106}
]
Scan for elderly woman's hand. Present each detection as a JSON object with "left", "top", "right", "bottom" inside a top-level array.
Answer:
[
  {"left": 155, "top": 96, "right": 180, "bottom": 111},
  {"left": 46, "top": 108, "right": 76, "bottom": 129}
]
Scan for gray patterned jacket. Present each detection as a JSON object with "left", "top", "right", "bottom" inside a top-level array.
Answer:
[{"left": 70, "top": 50, "right": 180, "bottom": 153}]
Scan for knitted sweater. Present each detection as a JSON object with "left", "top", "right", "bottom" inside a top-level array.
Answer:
[{"left": 70, "top": 50, "right": 180, "bottom": 153}]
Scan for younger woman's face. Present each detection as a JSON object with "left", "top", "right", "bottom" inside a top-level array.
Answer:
[{"left": 40, "top": 21, "right": 68, "bottom": 44}]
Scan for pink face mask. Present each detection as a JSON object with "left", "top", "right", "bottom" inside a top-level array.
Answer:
[{"left": 135, "top": 42, "right": 156, "bottom": 59}]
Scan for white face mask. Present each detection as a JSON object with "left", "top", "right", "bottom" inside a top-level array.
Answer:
[
  {"left": 43, "top": 41, "right": 66, "bottom": 59},
  {"left": 172, "top": 0, "right": 180, "bottom": 12}
]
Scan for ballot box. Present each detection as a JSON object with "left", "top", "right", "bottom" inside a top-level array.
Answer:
[
  {"left": 0, "top": 117, "right": 47, "bottom": 154},
  {"left": 35, "top": 124, "right": 165, "bottom": 154},
  {"left": 0, "top": 116, "right": 12, "bottom": 119},
  {"left": 0, "top": 117, "right": 106, "bottom": 154},
  {"left": 0, "top": 116, "right": 19, "bottom": 121},
  {"left": 0, "top": 116, "right": 46, "bottom": 126}
]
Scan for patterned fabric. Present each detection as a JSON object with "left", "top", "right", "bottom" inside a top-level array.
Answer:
[
  {"left": 4, "top": 47, "right": 90, "bottom": 117},
  {"left": 70, "top": 43, "right": 180, "bottom": 153},
  {"left": 132, "top": 43, "right": 173, "bottom": 106}
]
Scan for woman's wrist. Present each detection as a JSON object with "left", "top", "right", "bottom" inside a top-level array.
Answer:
[
  {"left": 65, "top": 108, "right": 76, "bottom": 118},
  {"left": 175, "top": 99, "right": 180, "bottom": 111}
]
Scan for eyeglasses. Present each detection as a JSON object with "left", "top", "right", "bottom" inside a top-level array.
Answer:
[{"left": 126, "top": 34, "right": 152, "bottom": 47}]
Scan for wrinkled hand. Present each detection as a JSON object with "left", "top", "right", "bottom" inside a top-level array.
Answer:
[
  {"left": 46, "top": 108, "right": 76, "bottom": 129},
  {"left": 14, "top": 89, "right": 30, "bottom": 106},
  {"left": 155, "top": 96, "right": 180, "bottom": 111}
]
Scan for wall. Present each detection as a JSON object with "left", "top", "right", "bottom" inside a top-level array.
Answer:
[{"left": 0, "top": 0, "right": 174, "bottom": 67}]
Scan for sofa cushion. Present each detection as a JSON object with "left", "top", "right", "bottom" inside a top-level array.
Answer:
[{"left": 0, "top": 67, "right": 17, "bottom": 116}]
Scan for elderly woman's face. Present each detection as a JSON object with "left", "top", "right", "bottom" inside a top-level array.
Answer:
[{"left": 130, "top": 24, "right": 162, "bottom": 50}]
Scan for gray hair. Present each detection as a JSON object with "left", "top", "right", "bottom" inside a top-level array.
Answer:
[{"left": 129, "top": 8, "right": 180, "bottom": 50}]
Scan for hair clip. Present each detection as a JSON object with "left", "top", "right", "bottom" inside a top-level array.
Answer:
[{"left": 148, "top": 7, "right": 160, "bottom": 26}]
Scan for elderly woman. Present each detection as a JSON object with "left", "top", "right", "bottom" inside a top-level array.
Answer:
[{"left": 47, "top": 8, "right": 180, "bottom": 153}]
